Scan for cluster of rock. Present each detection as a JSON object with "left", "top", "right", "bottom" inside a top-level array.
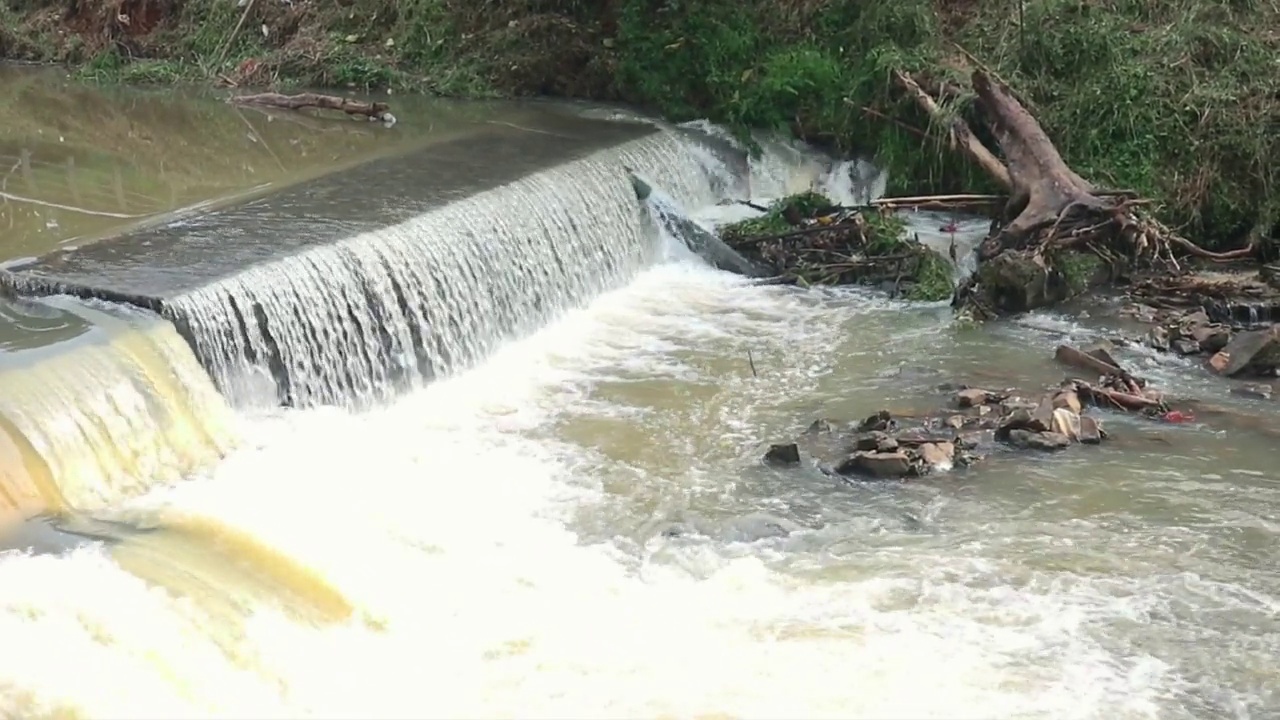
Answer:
[
  {"left": 1120, "top": 270, "right": 1280, "bottom": 388},
  {"left": 763, "top": 384, "right": 1109, "bottom": 482}
]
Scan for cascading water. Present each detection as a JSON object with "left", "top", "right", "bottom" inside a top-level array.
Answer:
[
  {"left": 168, "top": 129, "right": 763, "bottom": 409},
  {"left": 0, "top": 296, "right": 236, "bottom": 530}
]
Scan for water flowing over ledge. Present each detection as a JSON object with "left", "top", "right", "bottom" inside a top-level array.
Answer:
[{"left": 2, "top": 113, "right": 788, "bottom": 408}]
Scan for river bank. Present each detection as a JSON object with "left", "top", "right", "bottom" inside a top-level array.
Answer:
[{"left": 2, "top": 0, "right": 1277, "bottom": 252}]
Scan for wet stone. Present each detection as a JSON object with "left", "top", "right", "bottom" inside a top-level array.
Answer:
[
  {"left": 1191, "top": 325, "right": 1232, "bottom": 353},
  {"left": 918, "top": 442, "right": 954, "bottom": 468},
  {"left": 1172, "top": 338, "right": 1201, "bottom": 356},
  {"left": 955, "top": 388, "right": 995, "bottom": 408},
  {"left": 1078, "top": 415, "right": 1104, "bottom": 444},
  {"left": 1005, "top": 428, "right": 1073, "bottom": 451},
  {"left": 853, "top": 431, "right": 898, "bottom": 452},
  {"left": 1145, "top": 326, "right": 1170, "bottom": 352},
  {"left": 764, "top": 443, "right": 801, "bottom": 466},
  {"left": 855, "top": 410, "right": 896, "bottom": 433},
  {"left": 836, "top": 450, "right": 913, "bottom": 479},
  {"left": 805, "top": 419, "right": 836, "bottom": 434},
  {"left": 1230, "top": 384, "right": 1274, "bottom": 401}
]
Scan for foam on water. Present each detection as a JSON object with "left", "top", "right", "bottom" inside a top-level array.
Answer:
[
  {"left": 0, "top": 261, "right": 1184, "bottom": 720},
  {"left": 172, "top": 129, "right": 752, "bottom": 410},
  {"left": 0, "top": 297, "right": 236, "bottom": 528}
]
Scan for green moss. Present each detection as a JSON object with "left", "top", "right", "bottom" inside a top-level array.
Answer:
[
  {"left": 907, "top": 250, "right": 954, "bottom": 302},
  {"left": 1055, "top": 251, "right": 1106, "bottom": 295},
  {"left": 863, "top": 212, "right": 908, "bottom": 255},
  {"left": 720, "top": 191, "right": 834, "bottom": 241}
]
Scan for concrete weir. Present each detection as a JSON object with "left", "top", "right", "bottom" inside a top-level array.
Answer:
[
  {"left": 0, "top": 112, "right": 719, "bottom": 408},
  {"left": 1, "top": 115, "right": 655, "bottom": 308}
]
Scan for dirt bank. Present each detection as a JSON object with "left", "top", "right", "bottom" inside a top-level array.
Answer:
[{"left": 1, "top": 0, "right": 1276, "bottom": 253}]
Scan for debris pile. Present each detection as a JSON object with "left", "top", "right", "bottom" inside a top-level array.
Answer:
[{"left": 718, "top": 192, "right": 954, "bottom": 300}]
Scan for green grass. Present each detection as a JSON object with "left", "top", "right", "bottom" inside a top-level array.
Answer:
[{"left": 2, "top": 0, "right": 1276, "bottom": 249}]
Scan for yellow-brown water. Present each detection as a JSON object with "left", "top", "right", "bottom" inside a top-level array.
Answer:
[{"left": 0, "top": 72, "right": 1276, "bottom": 720}]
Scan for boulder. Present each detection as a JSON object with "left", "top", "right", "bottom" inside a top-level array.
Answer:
[
  {"left": 1216, "top": 327, "right": 1280, "bottom": 377},
  {"left": 1077, "top": 415, "right": 1104, "bottom": 444},
  {"left": 1209, "top": 351, "right": 1231, "bottom": 373},
  {"left": 835, "top": 451, "right": 913, "bottom": 479},
  {"left": 917, "top": 442, "right": 955, "bottom": 469},
  {"left": 1083, "top": 340, "right": 1123, "bottom": 370},
  {"left": 853, "top": 431, "right": 898, "bottom": 452},
  {"left": 764, "top": 443, "right": 801, "bottom": 465},
  {"left": 1005, "top": 429, "right": 1073, "bottom": 451},
  {"left": 955, "top": 388, "right": 994, "bottom": 408},
  {"left": 1190, "top": 325, "right": 1232, "bottom": 353},
  {"left": 1145, "top": 326, "right": 1170, "bottom": 352},
  {"left": 1172, "top": 338, "right": 1201, "bottom": 356},
  {"left": 1030, "top": 396, "right": 1056, "bottom": 432},
  {"left": 1050, "top": 408, "right": 1081, "bottom": 440},
  {"left": 1052, "top": 390, "right": 1082, "bottom": 414}
]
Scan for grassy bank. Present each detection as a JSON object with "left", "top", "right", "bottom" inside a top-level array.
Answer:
[{"left": 2, "top": 0, "right": 1276, "bottom": 249}]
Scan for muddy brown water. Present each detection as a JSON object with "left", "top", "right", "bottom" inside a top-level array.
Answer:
[{"left": 0, "top": 67, "right": 1276, "bottom": 720}]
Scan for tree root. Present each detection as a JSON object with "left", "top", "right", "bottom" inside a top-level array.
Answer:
[{"left": 894, "top": 67, "right": 1261, "bottom": 320}]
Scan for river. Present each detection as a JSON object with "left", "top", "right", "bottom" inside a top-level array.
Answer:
[{"left": 0, "top": 68, "right": 1275, "bottom": 720}]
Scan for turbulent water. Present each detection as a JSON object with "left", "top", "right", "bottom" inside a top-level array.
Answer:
[{"left": 0, "top": 117, "right": 1277, "bottom": 719}]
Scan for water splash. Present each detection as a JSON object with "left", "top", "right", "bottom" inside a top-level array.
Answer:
[
  {"left": 0, "top": 297, "right": 236, "bottom": 528},
  {"left": 167, "top": 129, "right": 788, "bottom": 410}
]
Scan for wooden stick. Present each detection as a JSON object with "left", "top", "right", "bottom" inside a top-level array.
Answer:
[
  {"left": 230, "top": 92, "right": 392, "bottom": 120},
  {"left": 892, "top": 69, "right": 1012, "bottom": 191}
]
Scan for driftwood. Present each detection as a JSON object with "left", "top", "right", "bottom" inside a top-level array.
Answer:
[
  {"left": 896, "top": 69, "right": 1260, "bottom": 319},
  {"left": 229, "top": 92, "right": 394, "bottom": 122}
]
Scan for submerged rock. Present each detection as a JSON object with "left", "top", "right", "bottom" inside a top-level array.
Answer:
[{"left": 763, "top": 443, "right": 801, "bottom": 466}]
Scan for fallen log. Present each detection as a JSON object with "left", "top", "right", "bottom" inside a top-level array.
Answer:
[
  {"left": 894, "top": 68, "right": 1259, "bottom": 320},
  {"left": 229, "top": 92, "right": 394, "bottom": 122}
]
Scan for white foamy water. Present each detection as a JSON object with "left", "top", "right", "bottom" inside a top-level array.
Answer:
[
  {"left": 2, "top": 118, "right": 1274, "bottom": 720},
  {"left": 0, "top": 262, "right": 1184, "bottom": 720}
]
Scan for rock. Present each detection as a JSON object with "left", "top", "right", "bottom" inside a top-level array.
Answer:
[
  {"left": 1050, "top": 408, "right": 1081, "bottom": 440},
  {"left": 895, "top": 429, "right": 956, "bottom": 446},
  {"left": 1190, "top": 325, "right": 1232, "bottom": 353},
  {"left": 1217, "top": 327, "right": 1280, "bottom": 376},
  {"left": 835, "top": 451, "right": 913, "bottom": 479},
  {"left": 955, "top": 388, "right": 993, "bottom": 408},
  {"left": 996, "top": 408, "right": 1035, "bottom": 439},
  {"left": 1230, "top": 384, "right": 1274, "bottom": 401},
  {"left": 1083, "top": 341, "right": 1122, "bottom": 370},
  {"left": 945, "top": 414, "right": 966, "bottom": 430},
  {"left": 853, "top": 431, "right": 898, "bottom": 452},
  {"left": 972, "top": 404, "right": 993, "bottom": 417},
  {"left": 764, "top": 443, "right": 801, "bottom": 465},
  {"left": 1182, "top": 309, "right": 1210, "bottom": 327},
  {"left": 954, "top": 432, "right": 983, "bottom": 450},
  {"left": 1209, "top": 351, "right": 1231, "bottom": 373},
  {"left": 917, "top": 442, "right": 954, "bottom": 469},
  {"left": 1172, "top": 338, "right": 1201, "bottom": 356},
  {"left": 1005, "top": 429, "right": 1072, "bottom": 451},
  {"left": 1030, "top": 395, "right": 1056, "bottom": 432},
  {"left": 1052, "top": 390, "right": 1082, "bottom": 414},
  {"left": 855, "top": 410, "right": 896, "bottom": 433},
  {"left": 806, "top": 419, "right": 835, "bottom": 434},
  {"left": 1145, "top": 326, "right": 1170, "bottom": 352},
  {"left": 1000, "top": 396, "right": 1038, "bottom": 414},
  {"left": 1077, "top": 415, "right": 1103, "bottom": 444}
]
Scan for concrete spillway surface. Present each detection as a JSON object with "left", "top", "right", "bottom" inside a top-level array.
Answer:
[{"left": 2, "top": 113, "right": 683, "bottom": 408}]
